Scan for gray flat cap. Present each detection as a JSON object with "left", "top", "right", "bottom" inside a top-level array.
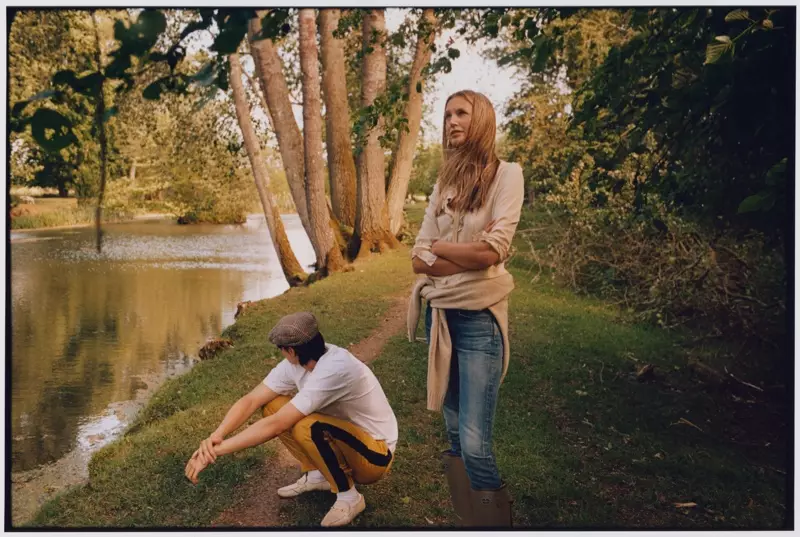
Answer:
[{"left": 268, "top": 311, "right": 319, "bottom": 346}]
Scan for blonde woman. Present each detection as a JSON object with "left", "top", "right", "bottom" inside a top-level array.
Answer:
[{"left": 408, "top": 90, "right": 524, "bottom": 527}]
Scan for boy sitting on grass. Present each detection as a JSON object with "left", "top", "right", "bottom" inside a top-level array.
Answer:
[{"left": 184, "top": 311, "right": 398, "bottom": 527}]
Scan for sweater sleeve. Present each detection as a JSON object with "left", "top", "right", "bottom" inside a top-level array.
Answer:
[
  {"left": 411, "top": 183, "right": 442, "bottom": 266},
  {"left": 478, "top": 163, "right": 525, "bottom": 263}
]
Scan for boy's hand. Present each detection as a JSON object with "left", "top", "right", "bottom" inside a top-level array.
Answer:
[
  {"left": 198, "top": 432, "right": 223, "bottom": 465},
  {"left": 185, "top": 450, "right": 209, "bottom": 485}
]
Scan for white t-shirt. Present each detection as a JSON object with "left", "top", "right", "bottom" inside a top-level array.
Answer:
[{"left": 263, "top": 344, "right": 398, "bottom": 452}]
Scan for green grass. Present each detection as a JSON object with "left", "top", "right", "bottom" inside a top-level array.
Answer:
[
  {"left": 278, "top": 263, "right": 786, "bottom": 529},
  {"left": 26, "top": 205, "right": 787, "bottom": 529},
  {"left": 10, "top": 200, "right": 133, "bottom": 230}
]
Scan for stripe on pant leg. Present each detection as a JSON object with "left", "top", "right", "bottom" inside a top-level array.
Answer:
[
  {"left": 310, "top": 421, "right": 393, "bottom": 491},
  {"left": 310, "top": 422, "right": 351, "bottom": 491}
]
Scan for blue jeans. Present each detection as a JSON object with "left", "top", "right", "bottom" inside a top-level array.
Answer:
[{"left": 426, "top": 303, "right": 503, "bottom": 490}]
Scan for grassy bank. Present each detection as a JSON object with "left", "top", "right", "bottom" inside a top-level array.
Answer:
[
  {"left": 28, "top": 250, "right": 419, "bottom": 527},
  {"left": 27, "top": 205, "right": 787, "bottom": 529},
  {"left": 10, "top": 197, "right": 135, "bottom": 230}
]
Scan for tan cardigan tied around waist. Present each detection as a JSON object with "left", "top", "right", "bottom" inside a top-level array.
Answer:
[{"left": 407, "top": 274, "right": 514, "bottom": 411}]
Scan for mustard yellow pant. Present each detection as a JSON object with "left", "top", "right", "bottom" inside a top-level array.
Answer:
[{"left": 263, "top": 395, "right": 394, "bottom": 493}]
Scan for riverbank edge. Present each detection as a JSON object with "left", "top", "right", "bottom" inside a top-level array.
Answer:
[
  {"left": 9, "top": 211, "right": 308, "bottom": 233},
  {"left": 9, "top": 212, "right": 171, "bottom": 233}
]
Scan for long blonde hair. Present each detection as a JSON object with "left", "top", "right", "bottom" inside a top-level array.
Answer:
[{"left": 437, "top": 90, "right": 500, "bottom": 213}]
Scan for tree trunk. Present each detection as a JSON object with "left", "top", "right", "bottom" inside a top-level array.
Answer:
[
  {"left": 91, "top": 11, "right": 107, "bottom": 253},
  {"left": 247, "top": 12, "right": 315, "bottom": 263},
  {"left": 353, "top": 9, "right": 398, "bottom": 260},
  {"left": 242, "top": 64, "right": 276, "bottom": 132},
  {"left": 229, "top": 53, "right": 305, "bottom": 286},
  {"left": 298, "top": 9, "right": 345, "bottom": 274},
  {"left": 386, "top": 8, "right": 437, "bottom": 236},
  {"left": 319, "top": 8, "right": 357, "bottom": 229}
]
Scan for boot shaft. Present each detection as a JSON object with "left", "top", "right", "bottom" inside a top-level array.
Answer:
[
  {"left": 469, "top": 484, "right": 513, "bottom": 528},
  {"left": 441, "top": 451, "right": 472, "bottom": 527}
]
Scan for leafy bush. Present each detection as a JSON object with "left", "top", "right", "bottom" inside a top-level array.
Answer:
[
  {"left": 408, "top": 142, "right": 441, "bottom": 196},
  {"left": 520, "top": 162, "right": 786, "bottom": 351}
]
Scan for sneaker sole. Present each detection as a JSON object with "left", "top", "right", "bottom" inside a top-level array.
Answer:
[{"left": 277, "top": 484, "right": 331, "bottom": 499}]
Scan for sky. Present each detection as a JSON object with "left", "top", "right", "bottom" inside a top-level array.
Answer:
[{"left": 385, "top": 9, "right": 519, "bottom": 142}]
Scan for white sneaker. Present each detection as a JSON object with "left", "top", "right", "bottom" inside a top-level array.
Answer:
[
  {"left": 321, "top": 494, "right": 366, "bottom": 527},
  {"left": 276, "top": 473, "right": 332, "bottom": 498}
]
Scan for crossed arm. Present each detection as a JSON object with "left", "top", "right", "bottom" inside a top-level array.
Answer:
[
  {"left": 412, "top": 220, "right": 500, "bottom": 276},
  {"left": 184, "top": 383, "right": 305, "bottom": 484}
]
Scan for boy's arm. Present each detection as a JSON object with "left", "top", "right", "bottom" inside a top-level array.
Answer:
[
  {"left": 213, "top": 402, "right": 306, "bottom": 457},
  {"left": 186, "top": 401, "right": 304, "bottom": 485},
  {"left": 196, "top": 383, "right": 279, "bottom": 464}
]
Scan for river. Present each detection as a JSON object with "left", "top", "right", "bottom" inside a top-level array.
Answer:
[{"left": 9, "top": 214, "right": 315, "bottom": 524}]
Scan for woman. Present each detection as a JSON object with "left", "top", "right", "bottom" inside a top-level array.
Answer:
[{"left": 407, "top": 90, "right": 524, "bottom": 527}]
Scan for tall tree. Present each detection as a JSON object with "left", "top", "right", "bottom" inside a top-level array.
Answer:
[
  {"left": 319, "top": 8, "right": 357, "bottom": 229},
  {"left": 91, "top": 11, "right": 109, "bottom": 252},
  {"left": 386, "top": 8, "right": 438, "bottom": 236},
  {"left": 353, "top": 9, "right": 398, "bottom": 259},
  {"left": 229, "top": 52, "right": 306, "bottom": 286},
  {"left": 247, "top": 12, "right": 314, "bottom": 261},
  {"left": 298, "top": 9, "right": 345, "bottom": 273}
]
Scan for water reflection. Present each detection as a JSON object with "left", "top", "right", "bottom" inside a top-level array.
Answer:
[{"left": 10, "top": 214, "right": 314, "bottom": 473}]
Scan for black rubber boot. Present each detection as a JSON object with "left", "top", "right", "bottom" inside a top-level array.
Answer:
[
  {"left": 441, "top": 451, "right": 472, "bottom": 526},
  {"left": 469, "top": 483, "right": 513, "bottom": 527}
]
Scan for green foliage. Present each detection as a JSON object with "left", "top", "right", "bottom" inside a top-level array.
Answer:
[
  {"left": 10, "top": 11, "right": 106, "bottom": 197},
  {"left": 108, "top": 87, "right": 257, "bottom": 224},
  {"left": 349, "top": 9, "right": 441, "bottom": 155},
  {"left": 486, "top": 7, "right": 790, "bottom": 359},
  {"left": 570, "top": 8, "right": 792, "bottom": 237},
  {"left": 29, "top": 108, "right": 78, "bottom": 152},
  {"left": 494, "top": 9, "right": 634, "bottom": 202},
  {"left": 10, "top": 9, "right": 266, "bottom": 224},
  {"left": 407, "top": 142, "right": 441, "bottom": 196},
  {"left": 527, "top": 168, "right": 787, "bottom": 347},
  {"left": 11, "top": 8, "right": 293, "bottom": 158}
]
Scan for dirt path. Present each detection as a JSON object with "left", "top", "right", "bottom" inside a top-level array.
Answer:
[
  {"left": 211, "top": 294, "right": 410, "bottom": 528},
  {"left": 349, "top": 294, "right": 410, "bottom": 366}
]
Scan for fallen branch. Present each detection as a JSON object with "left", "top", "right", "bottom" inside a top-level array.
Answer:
[
  {"left": 762, "top": 465, "right": 786, "bottom": 475},
  {"left": 723, "top": 366, "right": 764, "bottom": 392},
  {"left": 671, "top": 417, "right": 704, "bottom": 433}
]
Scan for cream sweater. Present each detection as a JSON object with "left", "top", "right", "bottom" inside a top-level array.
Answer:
[{"left": 407, "top": 161, "right": 525, "bottom": 411}]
